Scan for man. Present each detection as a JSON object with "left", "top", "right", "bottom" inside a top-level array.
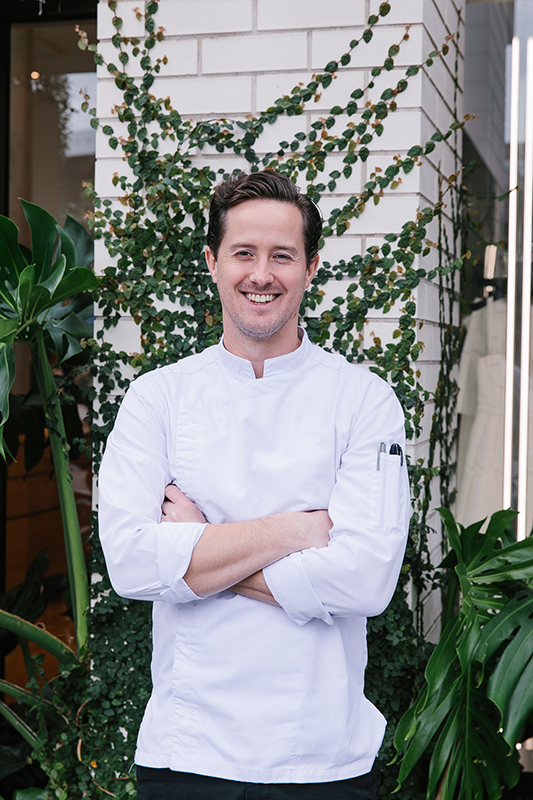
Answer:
[{"left": 99, "top": 170, "right": 411, "bottom": 800}]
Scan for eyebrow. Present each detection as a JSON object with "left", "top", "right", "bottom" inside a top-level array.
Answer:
[{"left": 228, "top": 243, "right": 300, "bottom": 255}]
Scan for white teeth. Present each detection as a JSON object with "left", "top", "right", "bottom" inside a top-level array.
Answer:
[{"left": 245, "top": 293, "right": 276, "bottom": 303}]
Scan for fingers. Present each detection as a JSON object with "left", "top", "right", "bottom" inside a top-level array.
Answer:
[
  {"left": 161, "top": 484, "right": 208, "bottom": 524},
  {"left": 164, "top": 483, "right": 184, "bottom": 501}
]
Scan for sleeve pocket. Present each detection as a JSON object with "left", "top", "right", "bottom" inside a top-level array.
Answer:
[{"left": 369, "top": 452, "right": 405, "bottom": 533}]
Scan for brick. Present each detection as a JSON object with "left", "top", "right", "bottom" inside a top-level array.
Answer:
[
  {"left": 153, "top": 75, "right": 252, "bottom": 114},
  {"left": 157, "top": 38, "right": 199, "bottom": 76},
  {"left": 93, "top": 315, "right": 141, "bottom": 354},
  {"left": 367, "top": 154, "right": 423, "bottom": 196},
  {"left": 363, "top": 319, "right": 402, "bottom": 350},
  {"left": 368, "top": 110, "right": 423, "bottom": 152},
  {"left": 369, "top": 0, "right": 424, "bottom": 26},
  {"left": 97, "top": 37, "right": 199, "bottom": 78},
  {"left": 311, "top": 24, "right": 423, "bottom": 71},
  {"left": 94, "top": 238, "right": 118, "bottom": 276},
  {"left": 256, "top": 70, "right": 366, "bottom": 114},
  {"left": 252, "top": 115, "right": 309, "bottom": 154},
  {"left": 202, "top": 32, "right": 307, "bottom": 74},
  {"left": 356, "top": 193, "right": 421, "bottom": 235},
  {"left": 95, "top": 156, "right": 135, "bottom": 198},
  {"left": 192, "top": 153, "right": 254, "bottom": 176},
  {"left": 97, "top": 78, "right": 126, "bottom": 117},
  {"left": 95, "top": 119, "right": 127, "bottom": 159},
  {"left": 320, "top": 236, "right": 363, "bottom": 268},
  {"left": 97, "top": 1, "right": 145, "bottom": 40},
  {"left": 257, "top": 0, "right": 365, "bottom": 31},
  {"left": 155, "top": 0, "right": 252, "bottom": 35},
  {"left": 369, "top": 68, "right": 423, "bottom": 111}
]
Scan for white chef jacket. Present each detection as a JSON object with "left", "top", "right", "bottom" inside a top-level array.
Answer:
[{"left": 98, "top": 329, "right": 411, "bottom": 784}]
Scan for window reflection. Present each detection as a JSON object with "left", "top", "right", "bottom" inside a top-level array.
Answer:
[{"left": 10, "top": 21, "right": 96, "bottom": 237}]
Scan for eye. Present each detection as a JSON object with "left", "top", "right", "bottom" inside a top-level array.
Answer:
[
  {"left": 236, "top": 250, "right": 253, "bottom": 258},
  {"left": 274, "top": 253, "right": 291, "bottom": 261}
]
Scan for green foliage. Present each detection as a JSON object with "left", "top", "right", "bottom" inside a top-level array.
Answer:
[
  {"left": 0, "top": 201, "right": 96, "bottom": 652},
  {"left": 394, "top": 508, "right": 533, "bottom": 800},
  {"left": 30, "top": 3, "right": 465, "bottom": 797}
]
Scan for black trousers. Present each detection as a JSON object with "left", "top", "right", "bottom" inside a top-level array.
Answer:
[{"left": 136, "top": 763, "right": 381, "bottom": 799}]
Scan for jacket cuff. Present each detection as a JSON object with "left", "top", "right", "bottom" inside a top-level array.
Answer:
[
  {"left": 157, "top": 522, "right": 207, "bottom": 603},
  {"left": 263, "top": 551, "right": 333, "bottom": 626}
]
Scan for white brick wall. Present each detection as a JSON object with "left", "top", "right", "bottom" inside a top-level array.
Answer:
[{"left": 95, "top": 0, "right": 464, "bottom": 638}]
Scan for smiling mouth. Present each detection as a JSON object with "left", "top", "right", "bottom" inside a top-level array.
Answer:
[{"left": 243, "top": 293, "right": 278, "bottom": 304}]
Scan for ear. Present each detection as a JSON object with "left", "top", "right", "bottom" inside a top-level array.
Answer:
[
  {"left": 305, "top": 254, "right": 319, "bottom": 288},
  {"left": 205, "top": 247, "right": 217, "bottom": 283}
]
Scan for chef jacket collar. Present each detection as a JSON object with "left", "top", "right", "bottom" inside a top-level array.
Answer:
[{"left": 217, "top": 327, "right": 311, "bottom": 378}]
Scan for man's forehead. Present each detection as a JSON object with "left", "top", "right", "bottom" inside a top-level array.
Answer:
[{"left": 223, "top": 198, "right": 304, "bottom": 234}]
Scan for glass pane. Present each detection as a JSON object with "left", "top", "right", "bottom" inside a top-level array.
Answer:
[
  {"left": 458, "top": 0, "right": 533, "bottom": 536},
  {"left": 9, "top": 20, "right": 96, "bottom": 239},
  {"left": 456, "top": 2, "right": 515, "bottom": 527}
]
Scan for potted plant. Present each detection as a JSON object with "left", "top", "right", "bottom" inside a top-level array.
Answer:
[{"left": 0, "top": 199, "right": 97, "bottom": 766}]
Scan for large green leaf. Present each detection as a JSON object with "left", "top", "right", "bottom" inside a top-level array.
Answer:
[
  {"left": 501, "top": 653, "right": 533, "bottom": 745},
  {"left": 423, "top": 615, "right": 463, "bottom": 700},
  {"left": 57, "top": 223, "right": 77, "bottom": 272},
  {"left": 40, "top": 253, "right": 67, "bottom": 298},
  {"left": 44, "top": 303, "right": 93, "bottom": 363},
  {"left": 0, "top": 215, "right": 27, "bottom": 280},
  {"left": 0, "top": 741, "right": 33, "bottom": 782},
  {"left": 469, "top": 536, "right": 533, "bottom": 582},
  {"left": 0, "top": 699, "right": 37, "bottom": 748},
  {"left": 0, "top": 318, "right": 19, "bottom": 344},
  {"left": 13, "top": 790, "right": 50, "bottom": 800},
  {"left": 394, "top": 509, "right": 530, "bottom": 800},
  {"left": 0, "top": 678, "right": 54, "bottom": 710},
  {"left": 426, "top": 700, "right": 461, "bottom": 797},
  {"left": 0, "top": 609, "right": 78, "bottom": 665},
  {"left": 13, "top": 789, "right": 51, "bottom": 800},
  {"left": 64, "top": 214, "right": 93, "bottom": 269},
  {"left": 17, "top": 264, "right": 37, "bottom": 317},
  {"left": 0, "top": 342, "right": 16, "bottom": 445},
  {"left": 49, "top": 266, "right": 98, "bottom": 305},
  {"left": 473, "top": 509, "right": 519, "bottom": 567},
  {"left": 396, "top": 675, "right": 461, "bottom": 786},
  {"left": 20, "top": 199, "right": 58, "bottom": 283}
]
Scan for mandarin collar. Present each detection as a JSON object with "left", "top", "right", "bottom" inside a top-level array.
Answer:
[{"left": 216, "top": 328, "right": 311, "bottom": 379}]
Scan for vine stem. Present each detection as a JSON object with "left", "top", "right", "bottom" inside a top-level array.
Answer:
[{"left": 32, "top": 328, "right": 89, "bottom": 654}]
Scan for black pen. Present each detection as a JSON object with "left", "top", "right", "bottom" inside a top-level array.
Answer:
[{"left": 389, "top": 443, "right": 403, "bottom": 465}]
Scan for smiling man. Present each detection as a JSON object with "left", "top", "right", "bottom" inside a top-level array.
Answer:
[{"left": 99, "top": 170, "right": 411, "bottom": 800}]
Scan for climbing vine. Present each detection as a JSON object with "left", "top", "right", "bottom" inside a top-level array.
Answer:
[{"left": 29, "top": 3, "right": 467, "bottom": 798}]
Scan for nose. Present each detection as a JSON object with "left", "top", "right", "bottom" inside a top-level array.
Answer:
[{"left": 249, "top": 255, "right": 274, "bottom": 286}]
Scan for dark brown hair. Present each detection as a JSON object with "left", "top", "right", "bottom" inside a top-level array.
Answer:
[{"left": 206, "top": 170, "right": 322, "bottom": 265}]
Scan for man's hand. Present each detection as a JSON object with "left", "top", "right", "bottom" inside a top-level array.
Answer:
[
  {"left": 302, "top": 509, "right": 332, "bottom": 551},
  {"left": 231, "top": 570, "right": 280, "bottom": 606},
  {"left": 161, "top": 484, "right": 207, "bottom": 524}
]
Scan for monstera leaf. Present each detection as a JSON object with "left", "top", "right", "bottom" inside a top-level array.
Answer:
[{"left": 394, "top": 508, "right": 533, "bottom": 800}]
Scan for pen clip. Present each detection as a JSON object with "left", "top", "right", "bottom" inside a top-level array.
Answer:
[
  {"left": 377, "top": 442, "right": 386, "bottom": 471},
  {"left": 389, "top": 443, "right": 403, "bottom": 466}
]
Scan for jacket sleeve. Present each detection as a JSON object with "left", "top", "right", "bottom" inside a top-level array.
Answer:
[
  {"left": 98, "top": 375, "right": 207, "bottom": 604},
  {"left": 263, "top": 377, "right": 411, "bottom": 625}
]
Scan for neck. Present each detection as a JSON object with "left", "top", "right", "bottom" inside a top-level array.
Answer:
[{"left": 222, "top": 327, "right": 302, "bottom": 378}]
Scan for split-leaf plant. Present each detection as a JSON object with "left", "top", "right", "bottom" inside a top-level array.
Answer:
[
  {"left": 32, "top": 2, "right": 467, "bottom": 798},
  {"left": 394, "top": 508, "right": 533, "bottom": 800},
  {"left": 0, "top": 201, "right": 97, "bottom": 751}
]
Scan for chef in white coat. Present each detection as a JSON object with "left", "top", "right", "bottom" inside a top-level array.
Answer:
[{"left": 99, "top": 169, "right": 411, "bottom": 800}]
